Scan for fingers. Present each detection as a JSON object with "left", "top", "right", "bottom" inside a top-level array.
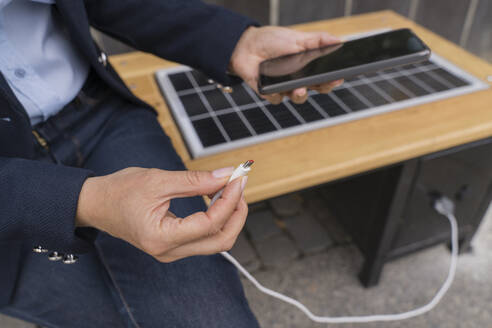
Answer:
[
  {"left": 160, "top": 197, "right": 248, "bottom": 261},
  {"left": 317, "top": 32, "right": 342, "bottom": 47},
  {"left": 261, "top": 80, "right": 339, "bottom": 105},
  {"left": 164, "top": 177, "right": 246, "bottom": 247},
  {"left": 297, "top": 31, "right": 341, "bottom": 50},
  {"left": 288, "top": 88, "right": 308, "bottom": 104},
  {"left": 261, "top": 88, "right": 307, "bottom": 105},
  {"left": 157, "top": 167, "right": 234, "bottom": 198},
  {"left": 310, "top": 79, "right": 344, "bottom": 94},
  {"left": 262, "top": 93, "right": 284, "bottom": 105},
  {"left": 205, "top": 177, "right": 245, "bottom": 234}
]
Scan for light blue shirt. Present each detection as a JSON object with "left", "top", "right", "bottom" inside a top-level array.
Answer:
[{"left": 0, "top": 0, "right": 89, "bottom": 125}]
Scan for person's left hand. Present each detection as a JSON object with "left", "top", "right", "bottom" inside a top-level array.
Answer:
[{"left": 230, "top": 26, "right": 344, "bottom": 104}]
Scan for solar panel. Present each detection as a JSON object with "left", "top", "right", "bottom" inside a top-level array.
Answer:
[{"left": 156, "top": 51, "right": 488, "bottom": 159}]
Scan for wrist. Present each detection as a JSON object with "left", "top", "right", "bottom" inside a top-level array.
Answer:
[
  {"left": 229, "top": 26, "right": 258, "bottom": 75},
  {"left": 75, "top": 176, "right": 106, "bottom": 229}
]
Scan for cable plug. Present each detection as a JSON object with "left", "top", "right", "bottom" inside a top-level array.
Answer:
[
  {"left": 210, "top": 160, "right": 254, "bottom": 206},
  {"left": 433, "top": 195, "right": 455, "bottom": 217}
]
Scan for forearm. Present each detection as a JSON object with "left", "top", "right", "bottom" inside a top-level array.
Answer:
[
  {"left": 76, "top": 176, "right": 104, "bottom": 228},
  {"left": 75, "top": 175, "right": 118, "bottom": 238}
]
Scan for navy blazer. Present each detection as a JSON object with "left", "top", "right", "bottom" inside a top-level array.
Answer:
[{"left": 0, "top": 0, "right": 255, "bottom": 307}]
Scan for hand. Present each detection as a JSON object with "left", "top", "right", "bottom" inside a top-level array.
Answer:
[
  {"left": 260, "top": 43, "right": 343, "bottom": 77},
  {"left": 230, "top": 26, "right": 344, "bottom": 104},
  {"left": 76, "top": 167, "right": 248, "bottom": 262}
]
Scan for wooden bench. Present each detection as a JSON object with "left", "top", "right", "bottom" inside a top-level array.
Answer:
[{"left": 110, "top": 11, "right": 492, "bottom": 286}]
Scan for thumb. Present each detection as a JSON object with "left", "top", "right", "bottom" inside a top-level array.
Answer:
[
  {"left": 299, "top": 31, "right": 340, "bottom": 50},
  {"left": 161, "top": 167, "right": 234, "bottom": 198}
]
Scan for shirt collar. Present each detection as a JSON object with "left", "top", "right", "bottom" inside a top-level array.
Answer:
[{"left": 0, "top": 0, "right": 55, "bottom": 10}]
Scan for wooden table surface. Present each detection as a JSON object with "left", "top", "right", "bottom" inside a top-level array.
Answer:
[{"left": 109, "top": 10, "right": 492, "bottom": 203}]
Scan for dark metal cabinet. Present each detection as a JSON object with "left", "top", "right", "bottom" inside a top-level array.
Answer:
[
  {"left": 391, "top": 139, "right": 492, "bottom": 258},
  {"left": 322, "top": 137, "right": 492, "bottom": 287}
]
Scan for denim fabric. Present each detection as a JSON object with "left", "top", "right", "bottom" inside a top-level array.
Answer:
[{"left": 0, "top": 73, "right": 259, "bottom": 328}]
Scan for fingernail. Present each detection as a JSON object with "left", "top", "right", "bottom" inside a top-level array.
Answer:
[
  {"left": 240, "top": 176, "right": 248, "bottom": 191},
  {"left": 334, "top": 80, "right": 344, "bottom": 87},
  {"left": 296, "top": 89, "right": 306, "bottom": 97},
  {"left": 212, "top": 166, "right": 234, "bottom": 178}
]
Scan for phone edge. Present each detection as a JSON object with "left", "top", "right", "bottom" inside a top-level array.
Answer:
[{"left": 258, "top": 50, "right": 431, "bottom": 95}]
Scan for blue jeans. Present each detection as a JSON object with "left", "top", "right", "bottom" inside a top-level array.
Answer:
[{"left": 0, "top": 73, "right": 259, "bottom": 328}]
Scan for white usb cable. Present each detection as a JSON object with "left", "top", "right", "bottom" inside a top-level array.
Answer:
[
  {"left": 212, "top": 161, "right": 459, "bottom": 324},
  {"left": 210, "top": 160, "right": 254, "bottom": 205}
]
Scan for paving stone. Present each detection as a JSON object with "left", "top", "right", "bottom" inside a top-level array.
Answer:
[
  {"left": 245, "top": 209, "right": 282, "bottom": 242},
  {"left": 282, "top": 212, "right": 333, "bottom": 254},
  {"left": 269, "top": 194, "right": 303, "bottom": 217},
  {"left": 244, "top": 208, "right": 492, "bottom": 328},
  {"left": 230, "top": 232, "right": 261, "bottom": 272},
  {"left": 242, "top": 257, "right": 261, "bottom": 273},
  {"left": 305, "top": 191, "right": 352, "bottom": 244},
  {"left": 255, "top": 234, "right": 300, "bottom": 268}
]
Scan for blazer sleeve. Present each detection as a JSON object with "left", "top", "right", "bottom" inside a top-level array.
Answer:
[
  {"left": 0, "top": 156, "right": 97, "bottom": 253},
  {"left": 83, "top": 0, "right": 258, "bottom": 83}
]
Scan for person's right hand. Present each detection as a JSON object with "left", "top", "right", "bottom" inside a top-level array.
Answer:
[
  {"left": 260, "top": 43, "right": 343, "bottom": 77},
  {"left": 230, "top": 26, "right": 344, "bottom": 105},
  {"left": 75, "top": 167, "right": 248, "bottom": 262}
]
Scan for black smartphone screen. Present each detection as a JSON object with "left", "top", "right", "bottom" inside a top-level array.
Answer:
[{"left": 259, "top": 29, "right": 429, "bottom": 89}]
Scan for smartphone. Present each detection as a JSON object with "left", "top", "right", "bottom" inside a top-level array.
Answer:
[{"left": 258, "top": 28, "right": 431, "bottom": 95}]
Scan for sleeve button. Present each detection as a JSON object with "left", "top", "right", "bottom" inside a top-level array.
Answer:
[
  {"left": 62, "top": 254, "right": 78, "bottom": 264},
  {"left": 98, "top": 52, "right": 108, "bottom": 67},
  {"left": 33, "top": 246, "right": 48, "bottom": 253},
  {"left": 48, "top": 251, "right": 64, "bottom": 261}
]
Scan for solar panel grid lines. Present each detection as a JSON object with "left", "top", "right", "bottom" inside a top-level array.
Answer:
[
  {"left": 396, "top": 67, "right": 437, "bottom": 94},
  {"left": 373, "top": 79, "right": 410, "bottom": 102},
  {"left": 176, "top": 63, "right": 453, "bottom": 119},
  {"left": 358, "top": 75, "right": 396, "bottom": 103},
  {"left": 306, "top": 97, "right": 330, "bottom": 119},
  {"left": 184, "top": 70, "right": 231, "bottom": 143},
  {"left": 376, "top": 72, "right": 417, "bottom": 98},
  {"left": 155, "top": 53, "right": 489, "bottom": 158},
  {"left": 242, "top": 84, "right": 283, "bottom": 131},
  {"left": 173, "top": 63, "right": 441, "bottom": 119},
  {"left": 328, "top": 92, "right": 353, "bottom": 113},
  {"left": 283, "top": 100, "right": 307, "bottom": 124},
  {"left": 343, "top": 83, "right": 375, "bottom": 108},
  {"left": 352, "top": 81, "right": 392, "bottom": 106},
  {"left": 221, "top": 89, "right": 257, "bottom": 137},
  {"left": 412, "top": 71, "right": 449, "bottom": 92},
  {"left": 414, "top": 64, "right": 457, "bottom": 89}
]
